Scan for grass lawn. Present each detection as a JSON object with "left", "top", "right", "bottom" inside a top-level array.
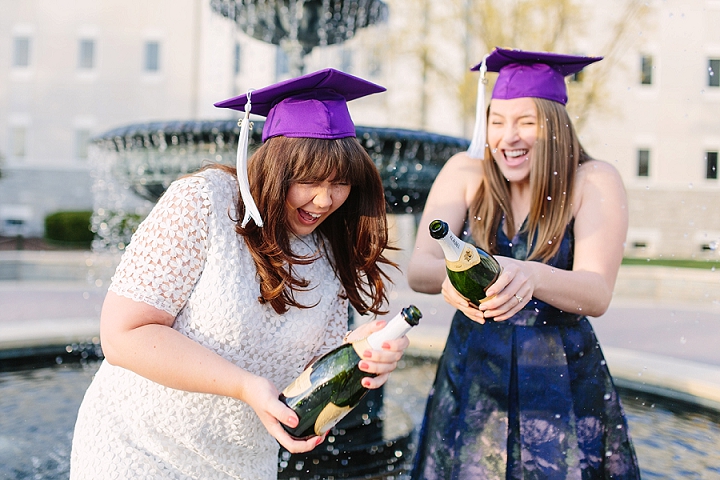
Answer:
[{"left": 622, "top": 257, "right": 720, "bottom": 270}]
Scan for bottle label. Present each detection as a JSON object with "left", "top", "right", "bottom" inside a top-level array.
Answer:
[
  {"left": 445, "top": 244, "right": 481, "bottom": 272},
  {"left": 314, "top": 402, "right": 352, "bottom": 436},
  {"left": 281, "top": 366, "right": 313, "bottom": 398}
]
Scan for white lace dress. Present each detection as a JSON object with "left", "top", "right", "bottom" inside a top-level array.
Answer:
[{"left": 70, "top": 169, "right": 348, "bottom": 479}]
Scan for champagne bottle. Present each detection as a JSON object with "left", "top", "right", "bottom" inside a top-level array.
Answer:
[
  {"left": 279, "top": 305, "right": 422, "bottom": 440},
  {"left": 429, "top": 219, "right": 501, "bottom": 305}
]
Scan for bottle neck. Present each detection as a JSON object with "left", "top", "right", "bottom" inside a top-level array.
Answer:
[
  {"left": 364, "top": 310, "right": 414, "bottom": 350},
  {"left": 435, "top": 229, "right": 465, "bottom": 262}
]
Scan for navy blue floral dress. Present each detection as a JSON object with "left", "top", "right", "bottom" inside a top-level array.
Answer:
[{"left": 411, "top": 219, "right": 640, "bottom": 479}]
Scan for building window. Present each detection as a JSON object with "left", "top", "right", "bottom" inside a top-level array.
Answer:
[
  {"left": 709, "top": 59, "right": 720, "bottom": 88},
  {"left": 637, "top": 149, "right": 650, "bottom": 177},
  {"left": 233, "top": 43, "right": 242, "bottom": 75},
  {"left": 9, "top": 127, "right": 27, "bottom": 159},
  {"left": 340, "top": 48, "right": 353, "bottom": 73},
  {"left": 368, "top": 47, "right": 382, "bottom": 77},
  {"left": 640, "top": 55, "right": 653, "bottom": 85},
  {"left": 78, "top": 39, "right": 95, "bottom": 69},
  {"left": 275, "top": 48, "right": 289, "bottom": 77},
  {"left": 144, "top": 41, "right": 160, "bottom": 72},
  {"left": 75, "top": 129, "right": 91, "bottom": 160},
  {"left": 707, "top": 151, "right": 718, "bottom": 180},
  {"left": 13, "top": 37, "right": 31, "bottom": 67}
]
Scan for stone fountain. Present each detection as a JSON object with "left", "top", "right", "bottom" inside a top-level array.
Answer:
[{"left": 209, "top": 0, "right": 389, "bottom": 76}]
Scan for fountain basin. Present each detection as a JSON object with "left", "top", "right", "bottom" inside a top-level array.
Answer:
[{"left": 3, "top": 354, "right": 720, "bottom": 479}]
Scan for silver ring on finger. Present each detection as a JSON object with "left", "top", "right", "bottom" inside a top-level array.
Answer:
[{"left": 515, "top": 294, "right": 523, "bottom": 304}]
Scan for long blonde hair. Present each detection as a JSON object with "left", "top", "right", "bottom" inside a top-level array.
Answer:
[{"left": 468, "top": 98, "right": 591, "bottom": 262}]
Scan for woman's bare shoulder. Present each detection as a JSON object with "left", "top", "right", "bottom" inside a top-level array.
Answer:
[
  {"left": 445, "top": 150, "right": 485, "bottom": 170},
  {"left": 574, "top": 159, "right": 627, "bottom": 216},
  {"left": 435, "top": 151, "right": 485, "bottom": 187},
  {"left": 577, "top": 159, "right": 623, "bottom": 184}
]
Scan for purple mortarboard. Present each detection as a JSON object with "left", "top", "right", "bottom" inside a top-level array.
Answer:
[
  {"left": 215, "top": 68, "right": 385, "bottom": 142},
  {"left": 214, "top": 68, "right": 386, "bottom": 227},
  {"left": 466, "top": 47, "right": 603, "bottom": 158}
]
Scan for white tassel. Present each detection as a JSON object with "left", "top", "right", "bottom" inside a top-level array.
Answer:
[
  {"left": 236, "top": 90, "right": 263, "bottom": 227},
  {"left": 467, "top": 54, "right": 489, "bottom": 159}
]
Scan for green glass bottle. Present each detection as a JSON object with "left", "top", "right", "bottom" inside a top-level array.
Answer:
[
  {"left": 279, "top": 305, "right": 422, "bottom": 440},
  {"left": 429, "top": 219, "right": 502, "bottom": 306}
]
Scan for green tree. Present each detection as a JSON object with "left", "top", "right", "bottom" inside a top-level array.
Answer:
[{"left": 385, "top": 0, "right": 651, "bottom": 134}]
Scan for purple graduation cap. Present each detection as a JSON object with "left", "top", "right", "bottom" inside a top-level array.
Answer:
[
  {"left": 214, "top": 68, "right": 386, "bottom": 227},
  {"left": 466, "top": 47, "right": 603, "bottom": 158}
]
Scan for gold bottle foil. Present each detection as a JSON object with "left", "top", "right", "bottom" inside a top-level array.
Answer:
[{"left": 445, "top": 244, "right": 481, "bottom": 272}]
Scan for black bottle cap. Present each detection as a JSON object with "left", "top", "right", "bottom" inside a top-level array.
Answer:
[
  {"left": 401, "top": 305, "right": 422, "bottom": 326},
  {"left": 428, "top": 220, "right": 449, "bottom": 239}
]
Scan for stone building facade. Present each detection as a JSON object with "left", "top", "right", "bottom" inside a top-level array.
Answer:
[{"left": 1, "top": 0, "right": 718, "bottom": 259}]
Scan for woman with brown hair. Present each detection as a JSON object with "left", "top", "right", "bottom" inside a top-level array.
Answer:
[
  {"left": 70, "top": 69, "right": 409, "bottom": 479},
  {"left": 408, "top": 48, "right": 640, "bottom": 479}
]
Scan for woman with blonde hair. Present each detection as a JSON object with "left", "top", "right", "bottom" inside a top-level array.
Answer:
[{"left": 409, "top": 48, "right": 640, "bottom": 479}]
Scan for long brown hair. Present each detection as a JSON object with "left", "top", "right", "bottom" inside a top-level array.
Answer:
[
  {"left": 469, "top": 98, "right": 592, "bottom": 262},
  {"left": 210, "top": 136, "right": 396, "bottom": 315}
]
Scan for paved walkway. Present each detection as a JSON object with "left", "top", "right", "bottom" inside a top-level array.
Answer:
[{"left": 2, "top": 249, "right": 720, "bottom": 412}]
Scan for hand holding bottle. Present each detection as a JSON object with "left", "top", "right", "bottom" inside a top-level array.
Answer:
[
  {"left": 279, "top": 305, "right": 420, "bottom": 439},
  {"left": 429, "top": 219, "right": 502, "bottom": 305},
  {"left": 442, "top": 255, "right": 534, "bottom": 323},
  {"left": 236, "top": 372, "right": 324, "bottom": 454},
  {"left": 343, "top": 317, "right": 411, "bottom": 388},
  {"left": 430, "top": 219, "right": 534, "bottom": 322}
]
